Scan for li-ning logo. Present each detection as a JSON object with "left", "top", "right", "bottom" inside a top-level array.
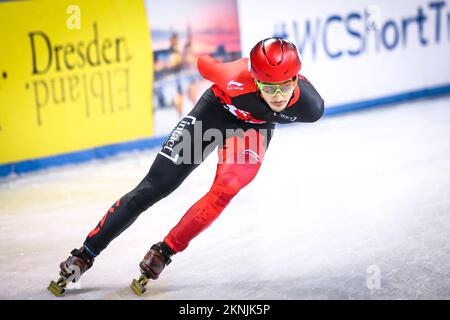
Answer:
[{"left": 227, "top": 80, "right": 244, "bottom": 90}]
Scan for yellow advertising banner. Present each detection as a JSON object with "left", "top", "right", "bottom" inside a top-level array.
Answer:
[{"left": 0, "top": 0, "right": 153, "bottom": 165}]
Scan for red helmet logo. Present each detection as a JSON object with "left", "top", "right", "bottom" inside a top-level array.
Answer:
[{"left": 250, "top": 38, "right": 301, "bottom": 83}]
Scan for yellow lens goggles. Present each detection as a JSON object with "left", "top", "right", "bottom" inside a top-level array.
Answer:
[{"left": 256, "top": 78, "right": 296, "bottom": 96}]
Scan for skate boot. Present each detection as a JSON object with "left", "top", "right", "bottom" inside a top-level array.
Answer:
[
  {"left": 130, "top": 241, "right": 174, "bottom": 296},
  {"left": 47, "top": 246, "right": 95, "bottom": 296}
]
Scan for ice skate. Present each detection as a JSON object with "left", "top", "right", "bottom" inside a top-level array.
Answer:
[
  {"left": 130, "top": 241, "right": 174, "bottom": 296},
  {"left": 47, "top": 247, "right": 95, "bottom": 296}
]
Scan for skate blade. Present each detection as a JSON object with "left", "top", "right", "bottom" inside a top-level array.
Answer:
[
  {"left": 130, "top": 276, "right": 149, "bottom": 296},
  {"left": 47, "top": 280, "right": 66, "bottom": 296}
]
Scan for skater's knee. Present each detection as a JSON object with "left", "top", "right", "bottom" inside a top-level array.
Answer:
[
  {"left": 239, "top": 163, "right": 261, "bottom": 186},
  {"left": 210, "top": 172, "right": 242, "bottom": 205},
  {"left": 149, "top": 178, "right": 178, "bottom": 199},
  {"left": 125, "top": 179, "right": 169, "bottom": 213},
  {"left": 215, "top": 162, "right": 261, "bottom": 191}
]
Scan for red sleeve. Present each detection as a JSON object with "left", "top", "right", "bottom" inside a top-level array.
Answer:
[
  {"left": 197, "top": 56, "right": 256, "bottom": 97},
  {"left": 197, "top": 55, "right": 223, "bottom": 82}
]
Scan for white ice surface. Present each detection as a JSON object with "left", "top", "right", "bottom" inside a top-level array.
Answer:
[{"left": 0, "top": 96, "right": 449, "bottom": 300}]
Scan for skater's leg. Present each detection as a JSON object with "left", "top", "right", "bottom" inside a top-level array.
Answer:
[
  {"left": 82, "top": 90, "right": 228, "bottom": 257},
  {"left": 163, "top": 128, "right": 273, "bottom": 253},
  {"left": 82, "top": 154, "right": 198, "bottom": 256}
]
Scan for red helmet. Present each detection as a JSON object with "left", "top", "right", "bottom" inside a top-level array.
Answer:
[{"left": 250, "top": 38, "right": 301, "bottom": 83}]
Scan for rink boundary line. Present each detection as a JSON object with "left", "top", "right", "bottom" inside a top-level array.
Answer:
[
  {"left": 0, "top": 136, "right": 167, "bottom": 178},
  {"left": 1, "top": 83, "right": 450, "bottom": 178},
  {"left": 324, "top": 83, "right": 450, "bottom": 116}
]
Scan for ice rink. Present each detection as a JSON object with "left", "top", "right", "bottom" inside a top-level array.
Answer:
[{"left": 1, "top": 96, "right": 449, "bottom": 300}]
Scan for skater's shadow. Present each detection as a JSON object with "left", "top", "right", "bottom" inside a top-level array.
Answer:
[
  {"left": 135, "top": 280, "right": 277, "bottom": 299},
  {"left": 50, "top": 287, "right": 103, "bottom": 298},
  {"left": 143, "top": 276, "right": 362, "bottom": 299}
]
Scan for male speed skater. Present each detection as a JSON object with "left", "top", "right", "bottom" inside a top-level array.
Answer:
[{"left": 48, "top": 37, "right": 325, "bottom": 296}]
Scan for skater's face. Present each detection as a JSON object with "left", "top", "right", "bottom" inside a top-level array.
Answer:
[{"left": 256, "top": 76, "right": 296, "bottom": 112}]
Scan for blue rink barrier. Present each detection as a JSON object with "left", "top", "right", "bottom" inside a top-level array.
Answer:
[
  {"left": 1, "top": 83, "right": 450, "bottom": 178},
  {"left": 324, "top": 84, "right": 450, "bottom": 116},
  {"left": 0, "top": 136, "right": 167, "bottom": 178}
]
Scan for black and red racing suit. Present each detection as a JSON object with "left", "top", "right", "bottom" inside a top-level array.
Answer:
[{"left": 82, "top": 55, "right": 324, "bottom": 257}]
